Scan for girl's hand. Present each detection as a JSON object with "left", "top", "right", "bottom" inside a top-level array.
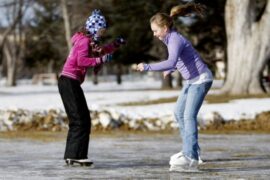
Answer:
[
  {"left": 95, "top": 46, "right": 103, "bottom": 53},
  {"left": 90, "top": 41, "right": 104, "bottom": 54},
  {"left": 136, "top": 63, "right": 145, "bottom": 72},
  {"left": 163, "top": 71, "right": 170, "bottom": 79}
]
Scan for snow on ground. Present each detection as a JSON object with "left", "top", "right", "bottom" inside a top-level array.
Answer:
[{"left": 0, "top": 77, "right": 269, "bottom": 121}]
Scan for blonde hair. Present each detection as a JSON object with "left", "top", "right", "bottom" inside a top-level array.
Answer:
[
  {"left": 150, "top": 13, "right": 173, "bottom": 29},
  {"left": 150, "top": 3, "right": 206, "bottom": 28}
]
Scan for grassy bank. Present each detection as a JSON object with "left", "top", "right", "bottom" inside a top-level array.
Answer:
[{"left": 119, "top": 93, "right": 270, "bottom": 106}]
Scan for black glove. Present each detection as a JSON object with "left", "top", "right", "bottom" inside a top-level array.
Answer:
[{"left": 114, "top": 36, "right": 126, "bottom": 47}]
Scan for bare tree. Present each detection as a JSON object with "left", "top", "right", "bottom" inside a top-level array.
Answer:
[
  {"left": 222, "top": 0, "right": 270, "bottom": 94},
  {"left": 162, "top": 74, "right": 173, "bottom": 89},
  {"left": 0, "top": 0, "right": 30, "bottom": 86},
  {"left": 4, "top": 0, "right": 23, "bottom": 86},
  {"left": 0, "top": 2, "right": 22, "bottom": 77}
]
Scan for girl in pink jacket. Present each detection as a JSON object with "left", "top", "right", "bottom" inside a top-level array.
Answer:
[{"left": 58, "top": 9, "right": 125, "bottom": 166}]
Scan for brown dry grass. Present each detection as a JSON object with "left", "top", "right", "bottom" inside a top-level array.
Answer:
[
  {"left": 201, "top": 111, "right": 270, "bottom": 134},
  {"left": 119, "top": 93, "right": 270, "bottom": 106},
  {"left": 0, "top": 131, "right": 66, "bottom": 142}
]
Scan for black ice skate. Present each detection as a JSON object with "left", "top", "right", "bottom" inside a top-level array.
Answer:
[{"left": 65, "top": 159, "right": 93, "bottom": 167}]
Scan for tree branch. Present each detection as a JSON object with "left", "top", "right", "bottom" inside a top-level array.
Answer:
[{"left": 0, "top": 12, "right": 22, "bottom": 48}]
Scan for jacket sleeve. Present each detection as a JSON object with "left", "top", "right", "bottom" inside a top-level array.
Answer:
[
  {"left": 76, "top": 38, "right": 101, "bottom": 67},
  {"left": 144, "top": 35, "right": 184, "bottom": 71},
  {"left": 164, "top": 67, "right": 177, "bottom": 75},
  {"left": 100, "top": 42, "right": 119, "bottom": 55}
]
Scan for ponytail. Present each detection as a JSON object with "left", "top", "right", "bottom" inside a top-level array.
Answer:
[
  {"left": 150, "top": 3, "right": 206, "bottom": 29},
  {"left": 170, "top": 2, "right": 206, "bottom": 18}
]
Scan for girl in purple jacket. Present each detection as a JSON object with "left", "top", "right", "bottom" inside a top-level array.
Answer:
[
  {"left": 58, "top": 9, "right": 125, "bottom": 166},
  {"left": 137, "top": 3, "right": 213, "bottom": 172}
]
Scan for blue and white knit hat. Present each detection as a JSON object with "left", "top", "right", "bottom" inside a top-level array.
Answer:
[{"left": 85, "top": 9, "right": 107, "bottom": 40}]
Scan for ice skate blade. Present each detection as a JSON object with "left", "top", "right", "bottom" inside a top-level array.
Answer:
[
  {"left": 65, "top": 159, "right": 94, "bottom": 167},
  {"left": 169, "top": 165, "right": 199, "bottom": 173}
]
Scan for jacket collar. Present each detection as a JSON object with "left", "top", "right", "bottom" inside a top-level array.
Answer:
[{"left": 162, "top": 29, "right": 176, "bottom": 45}]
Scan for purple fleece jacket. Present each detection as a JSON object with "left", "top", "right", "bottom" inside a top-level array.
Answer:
[{"left": 144, "top": 30, "right": 207, "bottom": 80}]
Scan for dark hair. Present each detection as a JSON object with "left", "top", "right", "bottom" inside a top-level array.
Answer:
[
  {"left": 150, "top": 3, "right": 206, "bottom": 29},
  {"left": 78, "top": 26, "right": 90, "bottom": 36}
]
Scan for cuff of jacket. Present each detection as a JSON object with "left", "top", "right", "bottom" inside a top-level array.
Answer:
[
  {"left": 95, "top": 57, "right": 102, "bottom": 65},
  {"left": 143, "top": 64, "right": 150, "bottom": 71}
]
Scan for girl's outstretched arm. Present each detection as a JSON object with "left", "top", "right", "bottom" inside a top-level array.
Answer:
[{"left": 144, "top": 34, "right": 184, "bottom": 71}]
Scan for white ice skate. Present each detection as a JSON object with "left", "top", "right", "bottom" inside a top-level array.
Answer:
[
  {"left": 169, "top": 155, "right": 199, "bottom": 172},
  {"left": 169, "top": 151, "right": 204, "bottom": 165},
  {"left": 65, "top": 159, "right": 93, "bottom": 167}
]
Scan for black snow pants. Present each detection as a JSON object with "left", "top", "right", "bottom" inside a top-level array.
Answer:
[{"left": 58, "top": 76, "right": 91, "bottom": 159}]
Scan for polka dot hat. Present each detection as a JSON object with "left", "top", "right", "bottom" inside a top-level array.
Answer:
[{"left": 85, "top": 9, "right": 107, "bottom": 40}]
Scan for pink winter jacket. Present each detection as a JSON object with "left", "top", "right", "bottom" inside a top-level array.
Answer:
[{"left": 60, "top": 32, "right": 117, "bottom": 83}]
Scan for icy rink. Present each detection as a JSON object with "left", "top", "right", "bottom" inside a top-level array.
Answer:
[{"left": 1, "top": 133, "right": 270, "bottom": 179}]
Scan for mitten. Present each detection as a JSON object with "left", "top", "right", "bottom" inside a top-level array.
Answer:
[
  {"left": 113, "top": 36, "right": 126, "bottom": 47},
  {"left": 101, "top": 54, "right": 113, "bottom": 63}
]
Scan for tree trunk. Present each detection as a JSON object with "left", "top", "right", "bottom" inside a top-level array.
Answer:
[
  {"left": 47, "top": 59, "right": 54, "bottom": 73},
  {"left": 0, "top": 64, "right": 2, "bottom": 79},
  {"left": 175, "top": 71, "right": 182, "bottom": 88},
  {"left": 93, "top": 74, "right": 98, "bottom": 85},
  {"left": 161, "top": 74, "right": 173, "bottom": 89},
  {"left": 61, "top": 0, "right": 72, "bottom": 51},
  {"left": 0, "top": 3, "right": 23, "bottom": 64},
  {"left": 222, "top": 0, "right": 270, "bottom": 94},
  {"left": 4, "top": 41, "right": 16, "bottom": 86},
  {"left": 1, "top": 0, "right": 26, "bottom": 86},
  {"left": 116, "top": 64, "right": 122, "bottom": 85}
]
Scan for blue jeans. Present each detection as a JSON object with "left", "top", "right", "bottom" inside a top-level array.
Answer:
[{"left": 174, "top": 81, "right": 212, "bottom": 160}]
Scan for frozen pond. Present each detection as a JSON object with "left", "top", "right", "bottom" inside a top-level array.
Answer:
[{"left": 1, "top": 133, "right": 270, "bottom": 179}]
